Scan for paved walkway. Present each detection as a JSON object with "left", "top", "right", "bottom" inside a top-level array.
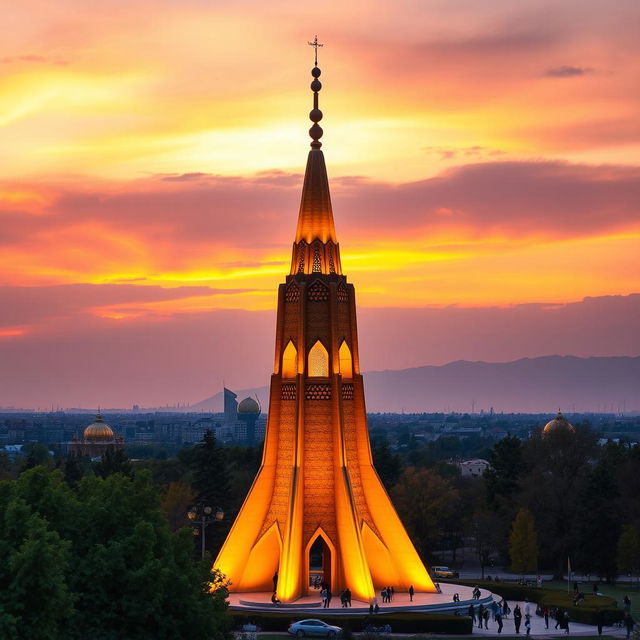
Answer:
[{"left": 468, "top": 600, "right": 626, "bottom": 637}]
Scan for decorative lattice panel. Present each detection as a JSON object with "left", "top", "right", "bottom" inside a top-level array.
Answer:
[
  {"left": 307, "top": 279, "right": 329, "bottom": 302},
  {"left": 284, "top": 283, "right": 300, "bottom": 303},
  {"left": 312, "top": 246, "right": 322, "bottom": 273},
  {"left": 342, "top": 383, "right": 354, "bottom": 400},
  {"left": 281, "top": 383, "right": 297, "bottom": 400},
  {"left": 328, "top": 247, "right": 336, "bottom": 274},
  {"left": 297, "top": 245, "right": 305, "bottom": 273},
  {"left": 305, "top": 384, "right": 331, "bottom": 400},
  {"left": 337, "top": 282, "right": 349, "bottom": 303}
]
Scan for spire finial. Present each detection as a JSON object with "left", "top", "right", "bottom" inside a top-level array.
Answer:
[
  {"left": 308, "top": 35, "right": 323, "bottom": 66},
  {"left": 307, "top": 36, "right": 324, "bottom": 149}
]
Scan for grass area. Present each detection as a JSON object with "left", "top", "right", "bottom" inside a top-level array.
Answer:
[{"left": 544, "top": 580, "right": 640, "bottom": 619}]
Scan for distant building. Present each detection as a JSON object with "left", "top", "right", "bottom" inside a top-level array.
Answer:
[
  {"left": 237, "top": 397, "right": 261, "bottom": 445},
  {"left": 223, "top": 388, "right": 238, "bottom": 425},
  {"left": 69, "top": 413, "right": 124, "bottom": 459},
  {"left": 542, "top": 411, "right": 575, "bottom": 436},
  {"left": 457, "top": 458, "right": 490, "bottom": 478}
]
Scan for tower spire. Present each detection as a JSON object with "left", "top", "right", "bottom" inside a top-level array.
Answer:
[{"left": 290, "top": 39, "right": 341, "bottom": 271}]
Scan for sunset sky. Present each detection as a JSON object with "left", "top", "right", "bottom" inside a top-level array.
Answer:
[{"left": 1, "top": 0, "right": 639, "bottom": 409}]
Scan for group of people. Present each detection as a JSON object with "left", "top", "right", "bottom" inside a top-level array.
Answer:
[
  {"left": 339, "top": 588, "right": 352, "bottom": 608},
  {"left": 380, "top": 586, "right": 395, "bottom": 603}
]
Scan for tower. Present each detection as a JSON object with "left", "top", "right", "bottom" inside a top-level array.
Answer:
[{"left": 214, "top": 49, "right": 435, "bottom": 603}]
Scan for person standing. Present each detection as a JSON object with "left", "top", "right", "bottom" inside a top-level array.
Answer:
[
  {"left": 525, "top": 616, "right": 531, "bottom": 637},
  {"left": 596, "top": 609, "right": 604, "bottom": 636},
  {"left": 409, "top": 585, "right": 414, "bottom": 602},
  {"left": 468, "top": 604, "right": 475, "bottom": 625},
  {"left": 543, "top": 606, "right": 550, "bottom": 629},
  {"left": 563, "top": 610, "right": 570, "bottom": 635},
  {"left": 326, "top": 588, "right": 332, "bottom": 608},
  {"left": 478, "top": 604, "right": 485, "bottom": 629},
  {"left": 624, "top": 613, "right": 634, "bottom": 640},
  {"left": 321, "top": 587, "right": 328, "bottom": 608},
  {"left": 346, "top": 588, "right": 352, "bottom": 607},
  {"left": 496, "top": 611, "right": 504, "bottom": 634},
  {"left": 484, "top": 608, "right": 490, "bottom": 629},
  {"left": 514, "top": 604, "right": 522, "bottom": 634},
  {"left": 390, "top": 586, "right": 395, "bottom": 601}
]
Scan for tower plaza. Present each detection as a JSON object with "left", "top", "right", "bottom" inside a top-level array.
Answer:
[{"left": 214, "top": 46, "right": 436, "bottom": 603}]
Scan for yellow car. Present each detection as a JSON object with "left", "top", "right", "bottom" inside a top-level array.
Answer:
[{"left": 432, "top": 565, "right": 459, "bottom": 579}]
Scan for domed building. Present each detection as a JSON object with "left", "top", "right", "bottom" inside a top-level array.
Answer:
[
  {"left": 70, "top": 413, "right": 124, "bottom": 459},
  {"left": 237, "top": 397, "right": 261, "bottom": 445},
  {"left": 542, "top": 411, "right": 576, "bottom": 436}
]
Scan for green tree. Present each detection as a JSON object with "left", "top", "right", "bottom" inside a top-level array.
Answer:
[
  {"left": 93, "top": 446, "right": 132, "bottom": 478},
  {"left": 392, "top": 467, "right": 460, "bottom": 560},
  {"left": 372, "top": 439, "right": 402, "bottom": 489},
  {"left": 617, "top": 524, "right": 640, "bottom": 586},
  {"left": 509, "top": 507, "right": 538, "bottom": 575},
  {"left": 484, "top": 436, "right": 525, "bottom": 511},
  {"left": 19, "top": 443, "right": 51, "bottom": 472},
  {"left": 161, "top": 481, "right": 195, "bottom": 531}
]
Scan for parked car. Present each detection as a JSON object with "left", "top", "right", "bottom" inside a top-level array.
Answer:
[
  {"left": 432, "top": 565, "right": 459, "bottom": 579},
  {"left": 288, "top": 619, "right": 342, "bottom": 638}
]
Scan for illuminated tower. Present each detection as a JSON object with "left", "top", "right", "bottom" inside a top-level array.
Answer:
[{"left": 214, "top": 46, "right": 435, "bottom": 603}]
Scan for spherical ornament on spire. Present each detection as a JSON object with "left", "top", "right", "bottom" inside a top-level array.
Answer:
[
  {"left": 309, "top": 108, "right": 323, "bottom": 123},
  {"left": 311, "top": 79, "right": 322, "bottom": 92},
  {"left": 309, "top": 123, "right": 323, "bottom": 140},
  {"left": 311, "top": 66, "right": 321, "bottom": 78}
]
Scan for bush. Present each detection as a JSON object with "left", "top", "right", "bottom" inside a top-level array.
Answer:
[{"left": 229, "top": 611, "right": 472, "bottom": 634}]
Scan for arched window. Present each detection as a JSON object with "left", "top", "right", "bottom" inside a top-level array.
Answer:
[
  {"left": 308, "top": 340, "right": 329, "bottom": 377},
  {"left": 339, "top": 341, "right": 353, "bottom": 378},
  {"left": 282, "top": 341, "right": 297, "bottom": 378}
]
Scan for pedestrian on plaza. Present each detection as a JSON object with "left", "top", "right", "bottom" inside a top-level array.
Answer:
[
  {"left": 624, "top": 613, "right": 634, "bottom": 640},
  {"left": 524, "top": 599, "right": 531, "bottom": 618},
  {"left": 478, "top": 604, "right": 485, "bottom": 629},
  {"left": 374, "top": 602, "right": 380, "bottom": 614},
  {"left": 340, "top": 590, "right": 347, "bottom": 608},
  {"left": 468, "top": 604, "right": 475, "bottom": 624},
  {"left": 496, "top": 611, "right": 504, "bottom": 634},
  {"left": 381, "top": 587, "right": 387, "bottom": 603},
  {"left": 623, "top": 595, "right": 631, "bottom": 613},
  {"left": 346, "top": 588, "right": 352, "bottom": 607},
  {"left": 369, "top": 602, "right": 373, "bottom": 615},
  {"left": 543, "top": 605, "right": 550, "bottom": 629},
  {"left": 563, "top": 610, "right": 570, "bottom": 635},
  {"left": 483, "top": 608, "right": 490, "bottom": 629},
  {"left": 321, "top": 588, "right": 328, "bottom": 608},
  {"left": 409, "top": 585, "right": 414, "bottom": 602},
  {"left": 525, "top": 616, "right": 531, "bottom": 637},
  {"left": 390, "top": 586, "right": 395, "bottom": 601},
  {"left": 596, "top": 609, "right": 604, "bottom": 636},
  {"left": 555, "top": 609, "right": 563, "bottom": 630},
  {"left": 514, "top": 604, "right": 522, "bottom": 634}
]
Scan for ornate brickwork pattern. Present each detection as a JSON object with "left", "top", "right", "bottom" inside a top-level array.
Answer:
[
  {"left": 305, "top": 383, "right": 331, "bottom": 400},
  {"left": 341, "top": 383, "right": 354, "bottom": 400},
  {"left": 312, "top": 245, "right": 322, "bottom": 273},
  {"left": 307, "top": 279, "right": 329, "bottom": 302},
  {"left": 281, "top": 383, "right": 297, "bottom": 400},
  {"left": 328, "top": 246, "right": 336, "bottom": 274},
  {"left": 285, "top": 282, "right": 300, "bottom": 303},
  {"left": 298, "top": 244, "right": 306, "bottom": 273},
  {"left": 337, "top": 281, "right": 349, "bottom": 303},
  {"left": 303, "top": 401, "right": 337, "bottom": 545}
]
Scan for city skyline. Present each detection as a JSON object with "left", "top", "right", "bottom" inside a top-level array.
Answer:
[{"left": 1, "top": 0, "right": 639, "bottom": 408}]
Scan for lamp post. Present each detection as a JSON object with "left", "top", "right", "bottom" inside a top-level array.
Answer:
[{"left": 188, "top": 504, "right": 224, "bottom": 559}]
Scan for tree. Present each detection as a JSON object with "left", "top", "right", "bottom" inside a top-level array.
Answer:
[
  {"left": 484, "top": 436, "right": 525, "bottom": 512},
  {"left": 161, "top": 481, "right": 195, "bottom": 531},
  {"left": 617, "top": 525, "right": 640, "bottom": 588},
  {"left": 189, "top": 430, "right": 231, "bottom": 508},
  {"left": 392, "top": 467, "right": 460, "bottom": 560},
  {"left": 509, "top": 508, "right": 538, "bottom": 575},
  {"left": 372, "top": 439, "right": 402, "bottom": 490},
  {"left": 92, "top": 446, "right": 132, "bottom": 478}
]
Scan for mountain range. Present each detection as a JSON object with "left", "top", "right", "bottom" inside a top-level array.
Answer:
[{"left": 187, "top": 355, "right": 640, "bottom": 414}]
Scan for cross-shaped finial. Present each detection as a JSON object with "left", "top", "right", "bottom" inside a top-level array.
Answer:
[{"left": 308, "top": 35, "right": 324, "bottom": 66}]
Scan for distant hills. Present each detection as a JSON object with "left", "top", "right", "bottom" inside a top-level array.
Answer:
[{"left": 188, "top": 355, "right": 640, "bottom": 414}]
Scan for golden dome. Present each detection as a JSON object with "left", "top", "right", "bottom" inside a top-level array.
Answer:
[
  {"left": 237, "top": 397, "right": 260, "bottom": 415},
  {"left": 543, "top": 411, "right": 575, "bottom": 435},
  {"left": 84, "top": 414, "right": 115, "bottom": 442}
]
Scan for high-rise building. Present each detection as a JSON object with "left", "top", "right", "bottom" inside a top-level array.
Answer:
[
  {"left": 214, "top": 54, "right": 435, "bottom": 602},
  {"left": 223, "top": 387, "right": 238, "bottom": 425}
]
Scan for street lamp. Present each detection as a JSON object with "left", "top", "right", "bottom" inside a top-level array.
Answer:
[{"left": 188, "top": 504, "right": 224, "bottom": 559}]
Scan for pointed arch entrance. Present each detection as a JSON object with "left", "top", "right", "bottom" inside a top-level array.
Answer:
[{"left": 304, "top": 528, "right": 335, "bottom": 595}]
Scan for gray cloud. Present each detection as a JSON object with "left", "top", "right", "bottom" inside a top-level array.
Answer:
[{"left": 545, "top": 65, "right": 593, "bottom": 78}]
